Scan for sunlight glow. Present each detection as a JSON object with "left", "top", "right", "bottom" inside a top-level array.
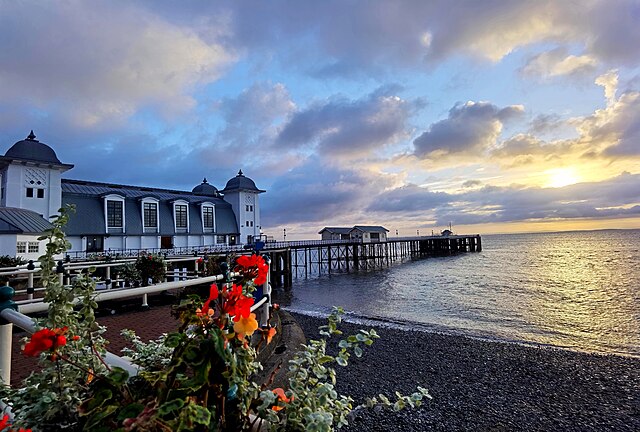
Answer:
[{"left": 546, "top": 168, "right": 580, "bottom": 188}]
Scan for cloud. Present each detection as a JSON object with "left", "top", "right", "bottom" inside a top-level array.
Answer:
[
  {"left": 136, "top": 1, "right": 640, "bottom": 78},
  {"left": 485, "top": 71, "right": 640, "bottom": 167},
  {"left": 261, "top": 162, "right": 395, "bottom": 225},
  {"left": 462, "top": 180, "right": 483, "bottom": 189},
  {"left": 366, "top": 172, "right": 640, "bottom": 226},
  {"left": 367, "top": 184, "right": 451, "bottom": 213},
  {"left": 0, "top": 0, "right": 235, "bottom": 129},
  {"left": 277, "top": 89, "right": 412, "bottom": 157},
  {"left": 521, "top": 48, "right": 597, "bottom": 79},
  {"left": 576, "top": 71, "right": 640, "bottom": 157},
  {"left": 413, "top": 101, "right": 524, "bottom": 159},
  {"left": 529, "top": 113, "right": 565, "bottom": 135}
]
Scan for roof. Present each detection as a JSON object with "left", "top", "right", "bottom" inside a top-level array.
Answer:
[
  {"left": 60, "top": 179, "right": 239, "bottom": 236},
  {"left": 220, "top": 170, "right": 265, "bottom": 193},
  {"left": 350, "top": 225, "right": 389, "bottom": 233},
  {"left": 0, "top": 207, "right": 53, "bottom": 234},
  {"left": 1, "top": 131, "right": 73, "bottom": 170},
  {"left": 62, "top": 179, "right": 230, "bottom": 204},
  {"left": 192, "top": 178, "right": 219, "bottom": 196},
  {"left": 318, "top": 227, "right": 353, "bottom": 234}
]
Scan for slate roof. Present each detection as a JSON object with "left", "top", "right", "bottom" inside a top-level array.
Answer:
[
  {"left": 318, "top": 227, "right": 353, "bottom": 234},
  {"left": 1, "top": 131, "right": 73, "bottom": 170},
  {"left": 350, "top": 225, "right": 389, "bottom": 233},
  {"left": 0, "top": 207, "right": 53, "bottom": 234},
  {"left": 192, "top": 178, "right": 219, "bottom": 196},
  {"left": 61, "top": 179, "right": 238, "bottom": 236},
  {"left": 220, "top": 170, "right": 265, "bottom": 193}
]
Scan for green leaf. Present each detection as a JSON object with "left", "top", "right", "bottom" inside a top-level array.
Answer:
[
  {"left": 185, "top": 402, "right": 211, "bottom": 426},
  {"left": 318, "top": 355, "right": 334, "bottom": 364},
  {"left": 157, "top": 399, "right": 185, "bottom": 416},
  {"left": 108, "top": 367, "right": 129, "bottom": 385},
  {"left": 116, "top": 403, "right": 145, "bottom": 421},
  {"left": 353, "top": 346, "right": 363, "bottom": 358},
  {"left": 335, "top": 356, "right": 347, "bottom": 367}
]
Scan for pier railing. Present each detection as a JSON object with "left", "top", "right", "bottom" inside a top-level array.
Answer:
[{"left": 58, "top": 234, "right": 477, "bottom": 260}]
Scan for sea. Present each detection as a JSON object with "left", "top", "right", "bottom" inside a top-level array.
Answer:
[{"left": 275, "top": 229, "right": 640, "bottom": 357}]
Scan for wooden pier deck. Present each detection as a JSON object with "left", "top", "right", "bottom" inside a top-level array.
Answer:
[{"left": 265, "top": 235, "right": 482, "bottom": 289}]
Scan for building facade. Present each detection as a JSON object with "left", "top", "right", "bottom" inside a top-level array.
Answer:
[{"left": 0, "top": 132, "right": 265, "bottom": 258}]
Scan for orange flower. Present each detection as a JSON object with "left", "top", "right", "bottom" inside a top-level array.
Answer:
[
  {"left": 266, "top": 327, "right": 277, "bottom": 344},
  {"left": 233, "top": 313, "right": 258, "bottom": 337},
  {"left": 271, "top": 388, "right": 293, "bottom": 411}
]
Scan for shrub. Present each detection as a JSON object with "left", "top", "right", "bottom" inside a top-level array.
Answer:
[
  {"left": 134, "top": 253, "right": 166, "bottom": 285},
  {"left": 0, "top": 255, "right": 26, "bottom": 268}
]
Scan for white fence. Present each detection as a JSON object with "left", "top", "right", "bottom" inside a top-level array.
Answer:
[{"left": 0, "top": 258, "right": 272, "bottom": 388}]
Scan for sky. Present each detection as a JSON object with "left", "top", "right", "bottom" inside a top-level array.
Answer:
[{"left": 0, "top": 0, "right": 639, "bottom": 240}]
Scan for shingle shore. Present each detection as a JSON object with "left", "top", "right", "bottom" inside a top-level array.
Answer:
[{"left": 291, "top": 312, "right": 640, "bottom": 432}]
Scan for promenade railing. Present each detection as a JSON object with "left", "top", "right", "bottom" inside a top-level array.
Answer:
[{"left": 0, "top": 258, "right": 272, "bottom": 388}]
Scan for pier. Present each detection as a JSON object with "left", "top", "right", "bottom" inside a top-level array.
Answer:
[
  {"left": 15, "top": 234, "right": 481, "bottom": 296},
  {"left": 265, "top": 234, "right": 482, "bottom": 289}
]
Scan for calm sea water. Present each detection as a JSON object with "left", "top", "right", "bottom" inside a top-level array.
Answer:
[{"left": 277, "top": 229, "right": 640, "bottom": 357}]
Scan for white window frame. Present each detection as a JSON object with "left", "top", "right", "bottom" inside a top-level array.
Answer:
[
  {"left": 172, "top": 200, "right": 189, "bottom": 232},
  {"left": 16, "top": 241, "right": 27, "bottom": 254},
  {"left": 141, "top": 197, "right": 160, "bottom": 233},
  {"left": 103, "top": 194, "right": 126, "bottom": 233},
  {"left": 28, "top": 241, "right": 39, "bottom": 253},
  {"left": 200, "top": 202, "right": 216, "bottom": 232}
]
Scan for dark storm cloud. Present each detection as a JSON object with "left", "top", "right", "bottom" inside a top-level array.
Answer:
[
  {"left": 276, "top": 90, "right": 411, "bottom": 156},
  {"left": 413, "top": 102, "right": 524, "bottom": 159}
]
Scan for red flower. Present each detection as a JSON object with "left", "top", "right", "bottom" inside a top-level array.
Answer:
[
  {"left": 23, "top": 327, "right": 68, "bottom": 357},
  {"left": 197, "top": 283, "right": 219, "bottom": 317},
  {"left": 0, "top": 415, "right": 9, "bottom": 429},
  {"left": 196, "top": 258, "right": 204, "bottom": 264},
  {"left": 232, "top": 296, "right": 255, "bottom": 322},
  {"left": 235, "top": 254, "right": 268, "bottom": 286}
]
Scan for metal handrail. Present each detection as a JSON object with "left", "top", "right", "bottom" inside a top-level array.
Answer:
[{"left": 0, "top": 308, "right": 138, "bottom": 376}]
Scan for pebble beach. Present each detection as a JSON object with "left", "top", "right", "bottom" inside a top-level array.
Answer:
[{"left": 291, "top": 313, "right": 640, "bottom": 432}]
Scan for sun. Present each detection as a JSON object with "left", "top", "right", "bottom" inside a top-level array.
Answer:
[{"left": 546, "top": 167, "right": 580, "bottom": 188}]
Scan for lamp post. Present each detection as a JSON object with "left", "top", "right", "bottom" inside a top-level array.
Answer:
[
  {"left": 417, "top": 229, "right": 420, "bottom": 236},
  {"left": 283, "top": 228, "right": 287, "bottom": 242},
  {"left": 395, "top": 229, "right": 398, "bottom": 236}
]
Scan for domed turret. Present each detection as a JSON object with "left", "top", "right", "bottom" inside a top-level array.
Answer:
[
  {"left": 4, "top": 131, "right": 63, "bottom": 165},
  {"left": 192, "top": 178, "right": 219, "bottom": 196},
  {"left": 220, "top": 170, "right": 265, "bottom": 194}
]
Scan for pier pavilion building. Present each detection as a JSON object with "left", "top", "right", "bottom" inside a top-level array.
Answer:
[
  {"left": 0, "top": 132, "right": 264, "bottom": 259},
  {"left": 319, "top": 225, "right": 389, "bottom": 242}
]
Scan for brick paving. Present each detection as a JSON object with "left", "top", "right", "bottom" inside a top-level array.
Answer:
[{"left": 9, "top": 301, "right": 180, "bottom": 385}]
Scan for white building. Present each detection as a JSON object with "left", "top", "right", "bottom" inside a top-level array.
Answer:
[
  {"left": 319, "top": 225, "right": 388, "bottom": 242},
  {"left": 0, "top": 132, "right": 265, "bottom": 258}
]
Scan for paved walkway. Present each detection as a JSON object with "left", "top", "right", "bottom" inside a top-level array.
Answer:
[{"left": 9, "top": 302, "right": 179, "bottom": 384}]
